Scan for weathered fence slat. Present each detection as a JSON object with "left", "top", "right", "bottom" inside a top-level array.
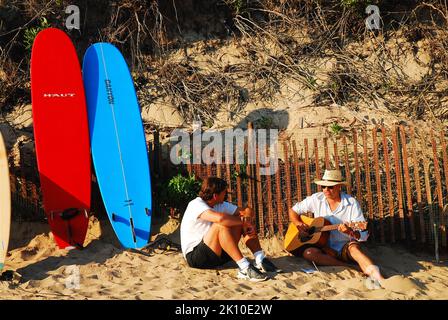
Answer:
[
  {"left": 381, "top": 126, "right": 396, "bottom": 243},
  {"left": 423, "top": 150, "right": 439, "bottom": 261},
  {"left": 186, "top": 144, "right": 192, "bottom": 175},
  {"left": 255, "top": 146, "right": 264, "bottom": 237},
  {"left": 225, "top": 148, "right": 233, "bottom": 203},
  {"left": 154, "top": 130, "right": 164, "bottom": 180},
  {"left": 431, "top": 130, "right": 446, "bottom": 247},
  {"left": 304, "top": 139, "right": 312, "bottom": 196},
  {"left": 292, "top": 140, "right": 302, "bottom": 203},
  {"left": 392, "top": 126, "right": 406, "bottom": 240},
  {"left": 9, "top": 173, "right": 16, "bottom": 195},
  {"left": 362, "top": 129, "right": 375, "bottom": 242},
  {"left": 265, "top": 145, "right": 275, "bottom": 235},
  {"left": 410, "top": 126, "right": 426, "bottom": 243},
  {"left": 235, "top": 142, "right": 243, "bottom": 207},
  {"left": 324, "top": 137, "right": 330, "bottom": 169},
  {"left": 284, "top": 141, "right": 293, "bottom": 211},
  {"left": 440, "top": 130, "right": 448, "bottom": 205},
  {"left": 206, "top": 160, "right": 212, "bottom": 177},
  {"left": 372, "top": 127, "right": 385, "bottom": 243},
  {"left": 352, "top": 129, "right": 362, "bottom": 206},
  {"left": 342, "top": 136, "right": 352, "bottom": 195},
  {"left": 275, "top": 153, "right": 284, "bottom": 235},
  {"left": 333, "top": 140, "right": 340, "bottom": 170},
  {"left": 216, "top": 162, "right": 222, "bottom": 179},
  {"left": 314, "top": 139, "right": 321, "bottom": 192},
  {"left": 400, "top": 125, "right": 416, "bottom": 241},
  {"left": 247, "top": 122, "right": 255, "bottom": 210}
]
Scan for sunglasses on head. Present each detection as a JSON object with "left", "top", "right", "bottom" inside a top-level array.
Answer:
[{"left": 322, "top": 185, "right": 335, "bottom": 190}]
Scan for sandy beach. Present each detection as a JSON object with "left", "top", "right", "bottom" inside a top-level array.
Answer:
[{"left": 0, "top": 216, "right": 447, "bottom": 300}]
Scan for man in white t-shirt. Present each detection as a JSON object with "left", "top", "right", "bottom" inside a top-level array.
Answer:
[
  {"left": 181, "top": 177, "right": 281, "bottom": 282},
  {"left": 288, "top": 169, "right": 385, "bottom": 288}
]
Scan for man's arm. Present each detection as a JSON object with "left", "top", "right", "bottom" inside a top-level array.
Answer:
[
  {"left": 288, "top": 208, "right": 302, "bottom": 226},
  {"left": 338, "top": 224, "right": 361, "bottom": 240},
  {"left": 234, "top": 206, "right": 257, "bottom": 238},
  {"left": 199, "top": 209, "right": 243, "bottom": 227},
  {"left": 289, "top": 196, "right": 315, "bottom": 234},
  {"left": 338, "top": 198, "right": 369, "bottom": 241},
  {"left": 288, "top": 208, "right": 311, "bottom": 235}
]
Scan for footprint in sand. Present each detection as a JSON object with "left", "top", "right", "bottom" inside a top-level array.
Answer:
[{"left": 381, "top": 275, "right": 419, "bottom": 292}]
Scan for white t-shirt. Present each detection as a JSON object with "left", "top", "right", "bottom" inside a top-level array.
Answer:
[
  {"left": 291, "top": 192, "right": 369, "bottom": 253},
  {"left": 180, "top": 197, "right": 238, "bottom": 258}
]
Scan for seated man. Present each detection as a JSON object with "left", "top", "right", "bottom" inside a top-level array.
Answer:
[
  {"left": 180, "top": 176, "right": 281, "bottom": 282},
  {"left": 288, "top": 169, "right": 384, "bottom": 287}
]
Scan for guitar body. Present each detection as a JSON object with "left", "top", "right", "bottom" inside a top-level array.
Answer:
[{"left": 284, "top": 216, "right": 332, "bottom": 255}]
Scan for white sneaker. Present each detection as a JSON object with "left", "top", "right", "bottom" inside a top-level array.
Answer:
[{"left": 237, "top": 264, "right": 268, "bottom": 282}]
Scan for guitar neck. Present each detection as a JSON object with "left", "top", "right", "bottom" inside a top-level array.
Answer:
[
  {"left": 319, "top": 223, "right": 365, "bottom": 232},
  {"left": 319, "top": 224, "right": 341, "bottom": 232}
]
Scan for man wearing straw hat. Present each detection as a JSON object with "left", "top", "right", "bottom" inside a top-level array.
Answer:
[{"left": 288, "top": 169, "right": 385, "bottom": 289}]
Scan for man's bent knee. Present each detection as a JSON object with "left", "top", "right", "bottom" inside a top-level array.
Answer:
[
  {"left": 302, "top": 247, "right": 321, "bottom": 261},
  {"left": 347, "top": 243, "right": 362, "bottom": 253}
]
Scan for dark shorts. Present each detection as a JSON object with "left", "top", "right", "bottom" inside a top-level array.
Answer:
[
  {"left": 339, "top": 241, "right": 359, "bottom": 263},
  {"left": 186, "top": 240, "right": 232, "bottom": 269}
]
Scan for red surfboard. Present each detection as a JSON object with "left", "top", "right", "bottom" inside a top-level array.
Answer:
[{"left": 31, "top": 28, "right": 91, "bottom": 250}]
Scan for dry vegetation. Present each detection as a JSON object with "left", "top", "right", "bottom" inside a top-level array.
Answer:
[{"left": 1, "top": 0, "right": 448, "bottom": 125}]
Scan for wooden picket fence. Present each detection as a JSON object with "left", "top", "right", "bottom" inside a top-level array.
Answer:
[
  {"left": 180, "top": 124, "right": 448, "bottom": 254},
  {"left": 8, "top": 124, "right": 448, "bottom": 254}
]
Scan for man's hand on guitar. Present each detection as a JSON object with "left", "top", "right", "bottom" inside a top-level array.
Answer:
[
  {"left": 338, "top": 223, "right": 353, "bottom": 235},
  {"left": 295, "top": 222, "right": 310, "bottom": 236},
  {"left": 338, "top": 223, "right": 359, "bottom": 239}
]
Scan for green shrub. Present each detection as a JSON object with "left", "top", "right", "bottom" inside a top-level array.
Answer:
[
  {"left": 159, "top": 174, "right": 202, "bottom": 217},
  {"left": 168, "top": 174, "right": 201, "bottom": 201},
  {"left": 329, "top": 122, "right": 343, "bottom": 135},
  {"left": 226, "top": 0, "right": 245, "bottom": 15},
  {"left": 23, "top": 17, "right": 50, "bottom": 50},
  {"left": 340, "top": 0, "right": 360, "bottom": 7}
]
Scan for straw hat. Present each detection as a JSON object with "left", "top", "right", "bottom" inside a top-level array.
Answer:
[{"left": 314, "top": 169, "right": 347, "bottom": 186}]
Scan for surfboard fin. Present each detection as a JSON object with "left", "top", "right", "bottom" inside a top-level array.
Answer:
[
  {"left": 130, "top": 217, "right": 137, "bottom": 244},
  {"left": 61, "top": 209, "right": 84, "bottom": 249},
  {"left": 60, "top": 208, "right": 81, "bottom": 221}
]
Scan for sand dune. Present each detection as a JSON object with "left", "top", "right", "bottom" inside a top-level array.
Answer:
[{"left": 1, "top": 217, "right": 447, "bottom": 300}]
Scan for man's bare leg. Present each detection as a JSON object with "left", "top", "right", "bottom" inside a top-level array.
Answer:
[
  {"left": 243, "top": 235, "right": 262, "bottom": 254},
  {"left": 302, "top": 247, "right": 351, "bottom": 267},
  {"left": 347, "top": 243, "right": 384, "bottom": 281},
  {"left": 203, "top": 223, "right": 244, "bottom": 262},
  {"left": 239, "top": 207, "right": 262, "bottom": 254}
]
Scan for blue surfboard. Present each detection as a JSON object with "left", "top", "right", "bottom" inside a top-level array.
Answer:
[{"left": 83, "top": 43, "right": 152, "bottom": 249}]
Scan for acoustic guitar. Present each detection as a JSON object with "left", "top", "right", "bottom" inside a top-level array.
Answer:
[{"left": 284, "top": 215, "right": 368, "bottom": 254}]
